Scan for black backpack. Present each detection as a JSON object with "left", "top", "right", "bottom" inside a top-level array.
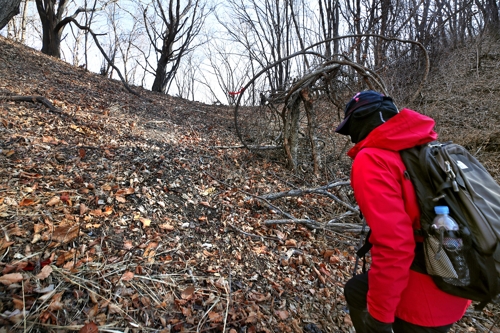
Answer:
[{"left": 400, "top": 141, "right": 500, "bottom": 309}]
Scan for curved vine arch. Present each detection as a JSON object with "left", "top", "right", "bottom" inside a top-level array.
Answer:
[{"left": 233, "top": 34, "right": 430, "bottom": 171}]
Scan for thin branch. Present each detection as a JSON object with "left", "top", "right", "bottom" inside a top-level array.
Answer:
[{"left": 65, "top": 18, "right": 142, "bottom": 98}]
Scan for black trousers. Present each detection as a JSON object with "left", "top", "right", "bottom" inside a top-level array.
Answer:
[{"left": 344, "top": 273, "right": 453, "bottom": 333}]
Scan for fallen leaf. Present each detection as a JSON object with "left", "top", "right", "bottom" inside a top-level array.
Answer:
[
  {"left": 78, "top": 148, "right": 86, "bottom": 159},
  {"left": 36, "top": 265, "right": 53, "bottom": 280},
  {"left": 90, "top": 209, "right": 102, "bottom": 216},
  {"left": 248, "top": 291, "right": 270, "bottom": 302},
  {"left": 87, "top": 304, "right": 99, "bottom": 318},
  {"left": 323, "top": 249, "right": 335, "bottom": 259},
  {"left": 32, "top": 234, "right": 42, "bottom": 243},
  {"left": 246, "top": 312, "right": 258, "bottom": 323},
  {"left": 115, "top": 188, "right": 134, "bottom": 196},
  {"left": 35, "top": 284, "right": 55, "bottom": 294},
  {"left": 19, "top": 198, "right": 36, "bottom": 206},
  {"left": 80, "top": 203, "right": 89, "bottom": 215},
  {"left": 158, "top": 223, "right": 174, "bottom": 231},
  {"left": 208, "top": 311, "right": 223, "bottom": 322},
  {"left": 52, "top": 224, "right": 79, "bottom": 243},
  {"left": 181, "top": 285, "right": 195, "bottom": 300},
  {"left": 201, "top": 187, "right": 216, "bottom": 196},
  {"left": 329, "top": 255, "right": 340, "bottom": 264},
  {"left": 34, "top": 223, "right": 45, "bottom": 233},
  {"left": 48, "top": 292, "right": 64, "bottom": 311},
  {"left": 140, "top": 218, "right": 151, "bottom": 227},
  {"left": 103, "top": 206, "right": 113, "bottom": 215},
  {"left": 253, "top": 245, "right": 268, "bottom": 255},
  {"left": 121, "top": 271, "right": 134, "bottom": 281},
  {"left": 181, "top": 307, "right": 193, "bottom": 318},
  {"left": 203, "top": 250, "right": 216, "bottom": 257},
  {"left": 275, "top": 230, "right": 286, "bottom": 240},
  {"left": 3, "top": 197, "right": 17, "bottom": 206},
  {"left": 0, "top": 240, "right": 15, "bottom": 249},
  {"left": 60, "top": 193, "right": 71, "bottom": 205},
  {"left": 275, "top": 310, "right": 289, "bottom": 320},
  {"left": 108, "top": 303, "right": 122, "bottom": 314},
  {"left": 0, "top": 273, "right": 23, "bottom": 285},
  {"left": 79, "top": 322, "right": 98, "bottom": 333},
  {"left": 46, "top": 196, "right": 60, "bottom": 206}
]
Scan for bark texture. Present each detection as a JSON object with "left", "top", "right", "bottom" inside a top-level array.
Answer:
[{"left": 0, "top": 0, "right": 22, "bottom": 30}]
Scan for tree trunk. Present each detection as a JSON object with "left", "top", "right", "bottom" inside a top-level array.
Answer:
[
  {"left": 283, "top": 98, "right": 301, "bottom": 170},
  {"left": 36, "top": 0, "right": 69, "bottom": 58},
  {"left": 0, "top": 0, "right": 22, "bottom": 30},
  {"left": 20, "top": 0, "right": 29, "bottom": 43},
  {"left": 302, "top": 89, "right": 320, "bottom": 176},
  {"left": 151, "top": 53, "right": 170, "bottom": 93},
  {"left": 41, "top": 24, "right": 62, "bottom": 57}
]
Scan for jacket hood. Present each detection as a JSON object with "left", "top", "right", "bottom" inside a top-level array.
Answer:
[{"left": 347, "top": 108, "right": 438, "bottom": 159}]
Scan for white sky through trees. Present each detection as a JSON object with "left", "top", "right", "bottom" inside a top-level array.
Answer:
[{"left": 1, "top": 0, "right": 494, "bottom": 104}]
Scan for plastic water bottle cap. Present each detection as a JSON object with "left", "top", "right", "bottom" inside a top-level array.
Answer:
[{"left": 434, "top": 206, "right": 450, "bottom": 214}]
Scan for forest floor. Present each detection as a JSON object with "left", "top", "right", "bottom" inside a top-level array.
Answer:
[{"left": 1, "top": 35, "right": 500, "bottom": 333}]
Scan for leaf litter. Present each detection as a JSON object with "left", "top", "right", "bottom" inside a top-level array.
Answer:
[{"left": 0, "top": 36, "right": 498, "bottom": 333}]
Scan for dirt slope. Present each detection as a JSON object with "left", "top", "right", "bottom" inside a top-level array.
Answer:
[{"left": 1, "top": 35, "right": 499, "bottom": 333}]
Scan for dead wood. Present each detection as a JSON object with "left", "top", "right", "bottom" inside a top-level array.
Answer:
[
  {"left": 226, "top": 223, "right": 281, "bottom": 241},
  {"left": 1, "top": 95, "right": 63, "bottom": 114},
  {"left": 264, "top": 219, "right": 367, "bottom": 233}
]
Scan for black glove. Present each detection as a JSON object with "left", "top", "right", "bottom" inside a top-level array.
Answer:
[{"left": 365, "top": 312, "right": 393, "bottom": 333}]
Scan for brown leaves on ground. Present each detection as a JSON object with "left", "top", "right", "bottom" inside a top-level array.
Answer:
[{"left": 0, "top": 35, "right": 498, "bottom": 333}]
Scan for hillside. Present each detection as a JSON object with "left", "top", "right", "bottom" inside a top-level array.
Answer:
[
  {"left": 1, "top": 35, "right": 499, "bottom": 333},
  {"left": 412, "top": 36, "right": 500, "bottom": 179}
]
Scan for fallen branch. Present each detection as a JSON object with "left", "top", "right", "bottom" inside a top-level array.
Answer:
[
  {"left": 210, "top": 145, "right": 282, "bottom": 150},
  {"left": 264, "top": 219, "right": 368, "bottom": 233},
  {"left": 204, "top": 171, "right": 296, "bottom": 222},
  {"left": 259, "top": 180, "right": 358, "bottom": 213},
  {"left": 1, "top": 95, "right": 64, "bottom": 114},
  {"left": 259, "top": 181, "right": 350, "bottom": 200},
  {"left": 264, "top": 219, "right": 322, "bottom": 228},
  {"left": 226, "top": 223, "right": 281, "bottom": 241}
]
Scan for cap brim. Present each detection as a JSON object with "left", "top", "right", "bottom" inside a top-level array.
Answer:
[{"left": 335, "top": 115, "right": 352, "bottom": 135}]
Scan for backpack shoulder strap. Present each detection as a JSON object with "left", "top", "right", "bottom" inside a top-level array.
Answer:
[{"left": 400, "top": 143, "right": 438, "bottom": 233}]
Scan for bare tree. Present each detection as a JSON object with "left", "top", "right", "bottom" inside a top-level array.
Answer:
[
  {"left": 318, "top": 0, "right": 340, "bottom": 59},
  {"left": 143, "top": 0, "right": 211, "bottom": 94},
  {"left": 218, "top": 0, "right": 298, "bottom": 95},
  {"left": 475, "top": 0, "right": 500, "bottom": 35},
  {"left": 198, "top": 38, "right": 252, "bottom": 105},
  {"left": 34, "top": 0, "right": 110, "bottom": 58},
  {"left": 0, "top": 0, "right": 22, "bottom": 30}
]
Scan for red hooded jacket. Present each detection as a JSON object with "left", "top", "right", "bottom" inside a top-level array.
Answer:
[{"left": 348, "top": 108, "right": 471, "bottom": 326}]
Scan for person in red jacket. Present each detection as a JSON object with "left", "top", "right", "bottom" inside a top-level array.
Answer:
[{"left": 335, "top": 91, "right": 471, "bottom": 333}]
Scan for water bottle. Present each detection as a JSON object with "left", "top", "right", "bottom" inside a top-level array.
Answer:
[
  {"left": 431, "top": 206, "right": 470, "bottom": 286},
  {"left": 431, "top": 206, "right": 462, "bottom": 250}
]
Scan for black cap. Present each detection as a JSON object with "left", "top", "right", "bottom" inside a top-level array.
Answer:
[{"left": 335, "top": 90, "right": 392, "bottom": 135}]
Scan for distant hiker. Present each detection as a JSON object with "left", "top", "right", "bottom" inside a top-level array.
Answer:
[{"left": 335, "top": 91, "right": 471, "bottom": 333}]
